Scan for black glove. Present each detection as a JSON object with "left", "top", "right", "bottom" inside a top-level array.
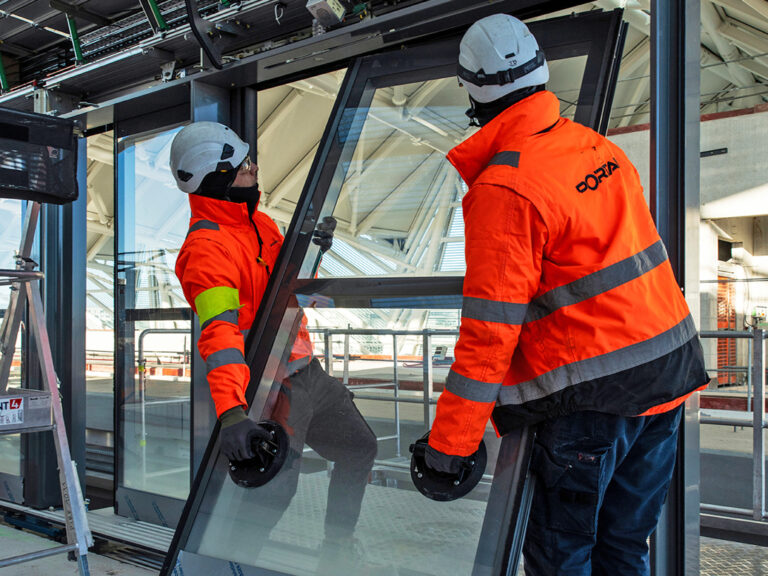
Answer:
[
  {"left": 424, "top": 444, "right": 474, "bottom": 475},
  {"left": 219, "top": 406, "right": 272, "bottom": 462},
  {"left": 312, "top": 216, "right": 337, "bottom": 253}
]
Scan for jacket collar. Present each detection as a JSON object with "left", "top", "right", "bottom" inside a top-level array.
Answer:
[
  {"left": 447, "top": 90, "right": 561, "bottom": 186},
  {"left": 189, "top": 193, "right": 255, "bottom": 227}
]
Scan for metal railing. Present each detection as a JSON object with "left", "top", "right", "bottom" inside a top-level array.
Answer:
[
  {"left": 136, "top": 328, "right": 190, "bottom": 484},
  {"left": 308, "top": 328, "right": 458, "bottom": 458},
  {"left": 699, "top": 327, "right": 766, "bottom": 521}
]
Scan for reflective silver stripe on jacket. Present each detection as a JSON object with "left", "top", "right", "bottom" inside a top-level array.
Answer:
[
  {"left": 201, "top": 309, "right": 239, "bottom": 331},
  {"left": 187, "top": 219, "right": 220, "bottom": 236},
  {"left": 206, "top": 347, "right": 246, "bottom": 372},
  {"left": 445, "top": 369, "right": 502, "bottom": 403},
  {"left": 287, "top": 356, "right": 311, "bottom": 375},
  {"left": 526, "top": 240, "right": 668, "bottom": 323},
  {"left": 488, "top": 151, "right": 520, "bottom": 168},
  {"left": 498, "top": 315, "right": 697, "bottom": 406},
  {"left": 462, "top": 296, "right": 527, "bottom": 325}
]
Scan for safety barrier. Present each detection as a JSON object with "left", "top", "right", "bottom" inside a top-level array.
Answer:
[
  {"left": 137, "top": 328, "right": 191, "bottom": 486},
  {"left": 309, "top": 328, "right": 459, "bottom": 458},
  {"left": 699, "top": 327, "right": 766, "bottom": 522}
]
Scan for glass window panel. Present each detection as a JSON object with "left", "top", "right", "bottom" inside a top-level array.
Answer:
[
  {"left": 120, "top": 320, "right": 192, "bottom": 499},
  {"left": 169, "top": 21, "right": 614, "bottom": 574},
  {"left": 0, "top": 199, "right": 22, "bottom": 309},
  {"left": 86, "top": 132, "right": 115, "bottom": 482},
  {"left": 117, "top": 126, "right": 188, "bottom": 310},
  {"left": 258, "top": 69, "right": 347, "bottom": 232},
  {"left": 303, "top": 56, "right": 587, "bottom": 279},
  {"left": 179, "top": 304, "right": 507, "bottom": 575},
  {"left": 0, "top": 198, "right": 22, "bottom": 478}
]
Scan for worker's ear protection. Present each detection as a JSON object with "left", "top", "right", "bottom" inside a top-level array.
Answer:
[
  {"left": 409, "top": 431, "right": 487, "bottom": 501},
  {"left": 228, "top": 420, "right": 290, "bottom": 488}
]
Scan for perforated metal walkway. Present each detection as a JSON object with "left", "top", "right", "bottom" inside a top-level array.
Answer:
[{"left": 701, "top": 537, "right": 768, "bottom": 575}]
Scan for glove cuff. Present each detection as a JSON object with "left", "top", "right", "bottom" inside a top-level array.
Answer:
[{"left": 220, "top": 405, "right": 249, "bottom": 428}]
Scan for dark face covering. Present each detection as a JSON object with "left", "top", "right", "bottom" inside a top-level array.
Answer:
[
  {"left": 466, "top": 85, "right": 545, "bottom": 127},
  {"left": 195, "top": 169, "right": 261, "bottom": 209}
]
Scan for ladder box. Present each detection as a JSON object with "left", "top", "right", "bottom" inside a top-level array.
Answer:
[{"left": 0, "top": 388, "right": 52, "bottom": 434}]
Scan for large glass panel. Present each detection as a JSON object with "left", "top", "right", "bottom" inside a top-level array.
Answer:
[
  {"left": 0, "top": 198, "right": 22, "bottom": 479},
  {"left": 696, "top": 86, "right": 768, "bottom": 549},
  {"left": 121, "top": 320, "right": 192, "bottom": 498},
  {"left": 258, "top": 69, "right": 347, "bottom": 233},
  {"left": 301, "top": 57, "right": 587, "bottom": 280},
  {"left": 116, "top": 125, "right": 192, "bottom": 515},
  {"left": 175, "top": 54, "right": 592, "bottom": 576},
  {"left": 167, "top": 12, "right": 625, "bottom": 575},
  {"left": 117, "top": 126, "right": 188, "bottom": 310},
  {"left": 183, "top": 304, "right": 506, "bottom": 575},
  {"left": 85, "top": 131, "right": 115, "bottom": 507}
]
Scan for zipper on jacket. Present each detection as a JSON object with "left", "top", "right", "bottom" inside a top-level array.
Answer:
[{"left": 247, "top": 202, "right": 271, "bottom": 276}]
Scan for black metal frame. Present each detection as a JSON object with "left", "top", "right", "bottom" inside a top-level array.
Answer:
[
  {"left": 161, "top": 9, "right": 626, "bottom": 574},
  {"left": 649, "top": 1, "right": 701, "bottom": 574}
]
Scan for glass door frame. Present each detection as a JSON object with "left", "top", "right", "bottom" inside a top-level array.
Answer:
[
  {"left": 113, "top": 79, "right": 230, "bottom": 527},
  {"left": 163, "top": 9, "right": 626, "bottom": 575}
]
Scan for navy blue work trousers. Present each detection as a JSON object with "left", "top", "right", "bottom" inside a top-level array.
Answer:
[{"left": 523, "top": 406, "right": 683, "bottom": 576}]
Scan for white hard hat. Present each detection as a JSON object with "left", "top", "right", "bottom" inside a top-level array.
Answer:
[
  {"left": 458, "top": 14, "right": 549, "bottom": 104},
  {"left": 169, "top": 121, "right": 249, "bottom": 194}
]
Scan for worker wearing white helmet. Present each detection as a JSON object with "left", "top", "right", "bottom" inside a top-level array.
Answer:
[
  {"left": 457, "top": 13, "right": 549, "bottom": 126},
  {"left": 425, "top": 13, "right": 708, "bottom": 575},
  {"left": 170, "top": 122, "right": 378, "bottom": 574}
]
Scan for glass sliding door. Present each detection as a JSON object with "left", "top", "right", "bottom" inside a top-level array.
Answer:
[
  {"left": 116, "top": 124, "right": 192, "bottom": 527},
  {"left": 164, "top": 10, "right": 624, "bottom": 575}
]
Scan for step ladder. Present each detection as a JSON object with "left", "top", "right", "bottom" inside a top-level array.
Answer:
[{"left": 0, "top": 201, "right": 93, "bottom": 575}]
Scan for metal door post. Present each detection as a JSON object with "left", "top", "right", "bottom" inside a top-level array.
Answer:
[
  {"left": 422, "top": 330, "right": 433, "bottom": 430},
  {"left": 650, "top": 0, "right": 701, "bottom": 574},
  {"left": 753, "top": 327, "right": 765, "bottom": 520},
  {"left": 393, "top": 334, "right": 400, "bottom": 457}
]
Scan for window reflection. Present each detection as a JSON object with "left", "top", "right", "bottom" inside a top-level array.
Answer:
[
  {"left": 117, "top": 126, "right": 188, "bottom": 309},
  {"left": 302, "top": 57, "right": 588, "bottom": 280}
]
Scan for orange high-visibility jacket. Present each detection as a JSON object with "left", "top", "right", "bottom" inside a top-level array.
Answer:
[
  {"left": 175, "top": 194, "right": 313, "bottom": 418},
  {"left": 429, "top": 90, "right": 708, "bottom": 457}
]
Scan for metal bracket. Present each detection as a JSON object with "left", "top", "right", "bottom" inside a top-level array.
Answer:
[
  {"left": 160, "top": 61, "right": 176, "bottom": 82},
  {"left": 32, "top": 87, "right": 80, "bottom": 115}
]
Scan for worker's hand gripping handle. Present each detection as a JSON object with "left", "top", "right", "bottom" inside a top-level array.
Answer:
[
  {"left": 227, "top": 420, "right": 290, "bottom": 488},
  {"left": 409, "top": 431, "right": 487, "bottom": 501}
]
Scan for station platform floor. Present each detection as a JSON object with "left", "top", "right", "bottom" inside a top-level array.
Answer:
[{"left": 0, "top": 520, "right": 765, "bottom": 575}]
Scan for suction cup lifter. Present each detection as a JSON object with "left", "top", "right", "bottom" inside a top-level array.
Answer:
[
  {"left": 228, "top": 420, "right": 289, "bottom": 488},
  {"left": 409, "top": 431, "right": 487, "bottom": 502}
]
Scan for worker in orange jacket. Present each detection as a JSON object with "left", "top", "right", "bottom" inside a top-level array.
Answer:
[
  {"left": 170, "top": 122, "right": 377, "bottom": 572},
  {"left": 425, "top": 15, "right": 709, "bottom": 575}
]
